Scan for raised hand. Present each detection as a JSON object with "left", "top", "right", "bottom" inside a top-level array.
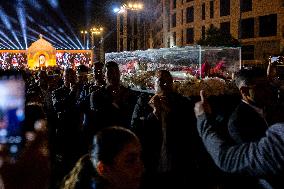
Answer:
[{"left": 194, "top": 90, "right": 211, "bottom": 117}]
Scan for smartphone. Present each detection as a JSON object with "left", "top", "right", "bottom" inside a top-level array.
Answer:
[
  {"left": 271, "top": 56, "right": 284, "bottom": 80},
  {"left": 271, "top": 56, "right": 280, "bottom": 64},
  {"left": 0, "top": 71, "right": 25, "bottom": 159}
]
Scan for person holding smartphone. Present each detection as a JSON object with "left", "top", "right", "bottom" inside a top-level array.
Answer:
[
  {"left": 194, "top": 90, "right": 284, "bottom": 189},
  {"left": 0, "top": 70, "right": 50, "bottom": 189}
]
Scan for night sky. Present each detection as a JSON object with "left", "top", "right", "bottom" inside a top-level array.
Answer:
[{"left": 0, "top": 0, "right": 122, "bottom": 52}]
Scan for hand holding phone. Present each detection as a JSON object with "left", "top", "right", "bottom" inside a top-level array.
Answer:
[{"left": 0, "top": 71, "right": 25, "bottom": 160}]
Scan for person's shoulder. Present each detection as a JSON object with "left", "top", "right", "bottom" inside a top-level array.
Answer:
[{"left": 268, "top": 123, "right": 284, "bottom": 133}]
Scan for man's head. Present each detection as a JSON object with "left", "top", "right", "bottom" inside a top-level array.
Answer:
[
  {"left": 234, "top": 67, "right": 275, "bottom": 108},
  {"left": 93, "top": 62, "right": 105, "bottom": 84},
  {"left": 154, "top": 70, "right": 173, "bottom": 94},
  {"left": 76, "top": 65, "right": 89, "bottom": 83},
  {"left": 104, "top": 61, "right": 120, "bottom": 86},
  {"left": 63, "top": 68, "right": 76, "bottom": 87}
]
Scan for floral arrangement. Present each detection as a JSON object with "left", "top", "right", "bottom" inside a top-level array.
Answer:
[
  {"left": 121, "top": 71, "right": 239, "bottom": 96},
  {"left": 173, "top": 76, "right": 238, "bottom": 96},
  {"left": 121, "top": 71, "right": 156, "bottom": 90}
]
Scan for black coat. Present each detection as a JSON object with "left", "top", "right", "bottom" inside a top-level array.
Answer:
[{"left": 228, "top": 101, "right": 268, "bottom": 143}]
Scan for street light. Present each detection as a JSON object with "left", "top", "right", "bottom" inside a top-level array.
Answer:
[
  {"left": 90, "top": 27, "right": 104, "bottom": 62},
  {"left": 114, "top": 2, "right": 143, "bottom": 13},
  {"left": 80, "top": 30, "right": 88, "bottom": 49},
  {"left": 115, "top": 1, "right": 143, "bottom": 52}
]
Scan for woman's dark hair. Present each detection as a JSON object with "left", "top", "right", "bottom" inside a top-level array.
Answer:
[
  {"left": 91, "top": 126, "right": 138, "bottom": 165},
  {"left": 61, "top": 127, "right": 139, "bottom": 189}
]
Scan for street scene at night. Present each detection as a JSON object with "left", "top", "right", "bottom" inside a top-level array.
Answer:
[{"left": 0, "top": 0, "right": 284, "bottom": 189}]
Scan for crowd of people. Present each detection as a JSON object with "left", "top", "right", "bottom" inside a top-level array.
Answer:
[{"left": 0, "top": 61, "right": 283, "bottom": 189}]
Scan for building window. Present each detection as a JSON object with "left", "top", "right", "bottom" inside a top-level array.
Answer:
[
  {"left": 173, "top": 0, "right": 176, "bottom": 9},
  {"left": 134, "top": 39, "right": 138, "bottom": 50},
  {"left": 172, "top": 13, "right": 176, "bottom": 28},
  {"left": 241, "top": 18, "right": 254, "bottom": 39},
  {"left": 134, "top": 16, "right": 138, "bottom": 34},
  {"left": 220, "top": 0, "right": 230, "bottom": 16},
  {"left": 220, "top": 22, "right": 230, "bottom": 35},
  {"left": 202, "top": 3, "right": 205, "bottom": 20},
  {"left": 173, "top": 32, "right": 176, "bottom": 46},
  {"left": 186, "top": 7, "right": 194, "bottom": 23},
  {"left": 210, "top": 1, "right": 214, "bottom": 18},
  {"left": 127, "top": 15, "right": 131, "bottom": 36},
  {"left": 202, "top": 26, "right": 206, "bottom": 39},
  {"left": 120, "top": 39, "right": 123, "bottom": 51},
  {"left": 168, "top": 18, "right": 170, "bottom": 31},
  {"left": 181, "top": 9, "right": 183, "bottom": 25},
  {"left": 259, "top": 14, "right": 277, "bottom": 37},
  {"left": 119, "top": 15, "right": 123, "bottom": 34},
  {"left": 242, "top": 45, "right": 254, "bottom": 60},
  {"left": 186, "top": 28, "right": 194, "bottom": 44},
  {"left": 181, "top": 29, "right": 184, "bottom": 45},
  {"left": 186, "top": 0, "right": 193, "bottom": 2},
  {"left": 240, "top": 0, "right": 252, "bottom": 12},
  {"left": 127, "top": 37, "right": 131, "bottom": 51},
  {"left": 167, "top": 37, "right": 170, "bottom": 48}
]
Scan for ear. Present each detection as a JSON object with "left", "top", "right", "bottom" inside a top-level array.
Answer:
[{"left": 96, "top": 161, "right": 105, "bottom": 176}]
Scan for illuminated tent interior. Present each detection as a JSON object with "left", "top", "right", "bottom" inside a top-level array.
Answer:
[
  {"left": 26, "top": 35, "right": 57, "bottom": 69},
  {"left": 4, "top": 35, "right": 95, "bottom": 69}
]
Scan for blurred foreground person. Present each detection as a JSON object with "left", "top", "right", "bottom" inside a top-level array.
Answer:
[
  {"left": 0, "top": 120, "right": 50, "bottom": 189},
  {"left": 61, "top": 126, "right": 143, "bottom": 189},
  {"left": 194, "top": 90, "right": 284, "bottom": 189}
]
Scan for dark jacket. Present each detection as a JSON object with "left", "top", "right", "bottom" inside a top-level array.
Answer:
[
  {"left": 197, "top": 114, "right": 284, "bottom": 189},
  {"left": 228, "top": 101, "right": 268, "bottom": 143},
  {"left": 88, "top": 85, "right": 137, "bottom": 134},
  {"left": 131, "top": 92, "right": 200, "bottom": 188}
]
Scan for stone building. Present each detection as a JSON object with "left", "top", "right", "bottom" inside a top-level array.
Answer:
[{"left": 118, "top": 0, "right": 284, "bottom": 63}]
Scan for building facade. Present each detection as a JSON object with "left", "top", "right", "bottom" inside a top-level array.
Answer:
[{"left": 118, "top": 0, "right": 284, "bottom": 63}]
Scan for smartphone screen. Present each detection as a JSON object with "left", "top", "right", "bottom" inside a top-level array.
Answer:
[
  {"left": 271, "top": 56, "right": 280, "bottom": 64},
  {"left": 0, "top": 74, "right": 25, "bottom": 158}
]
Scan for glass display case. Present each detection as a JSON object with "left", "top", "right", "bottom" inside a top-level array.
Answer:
[{"left": 105, "top": 46, "right": 241, "bottom": 96}]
